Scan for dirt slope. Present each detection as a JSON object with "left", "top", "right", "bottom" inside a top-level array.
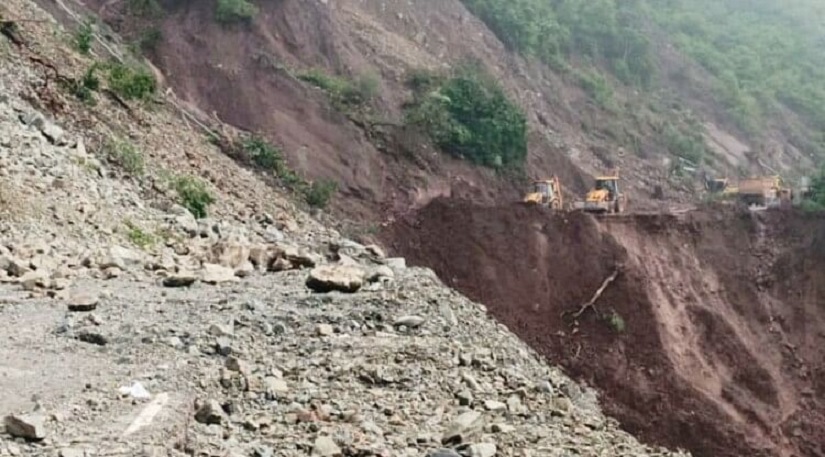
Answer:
[{"left": 382, "top": 200, "right": 825, "bottom": 457}]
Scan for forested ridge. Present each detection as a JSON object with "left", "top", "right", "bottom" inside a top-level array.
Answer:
[{"left": 461, "top": 0, "right": 825, "bottom": 159}]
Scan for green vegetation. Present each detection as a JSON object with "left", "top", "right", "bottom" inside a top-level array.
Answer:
[
  {"left": 104, "top": 138, "right": 145, "bottom": 176},
  {"left": 298, "top": 68, "right": 378, "bottom": 111},
  {"left": 136, "top": 28, "right": 162, "bottom": 53},
  {"left": 124, "top": 220, "right": 156, "bottom": 249},
  {"left": 460, "top": 0, "right": 825, "bottom": 147},
  {"left": 607, "top": 311, "right": 626, "bottom": 333},
  {"left": 66, "top": 65, "right": 101, "bottom": 105},
  {"left": 173, "top": 176, "right": 215, "bottom": 219},
  {"left": 238, "top": 135, "right": 337, "bottom": 208},
  {"left": 73, "top": 19, "right": 93, "bottom": 55},
  {"left": 128, "top": 0, "right": 163, "bottom": 17},
  {"left": 215, "top": 0, "right": 259, "bottom": 24},
  {"left": 404, "top": 65, "right": 527, "bottom": 169},
  {"left": 104, "top": 62, "right": 156, "bottom": 101}
]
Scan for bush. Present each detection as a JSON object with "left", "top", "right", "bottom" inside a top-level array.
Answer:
[
  {"left": 242, "top": 135, "right": 286, "bottom": 171},
  {"left": 215, "top": 0, "right": 259, "bottom": 24},
  {"left": 304, "top": 179, "right": 337, "bottom": 209},
  {"left": 66, "top": 65, "right": 100, "bottom": 104},
  {"left": 607, "top": 311, "right": 626, "bottom": 333},
  {"left": 124, "top": 220, "right": 156, "bottom": 249},
  {"left": 105, "top": 63, "right": 156, "bottom": 101},
  {"left": 74, "top": 20, "right": 93, "bottom": 55},
  {"left": 663, "top": 122, "right": 708, "bottom": 165},
  {"left": 404, "top": 65, "right": 527, "bottom": 168},
  {"left": 173, "top": 176, "right": 215, "bottom": 219},
  {"left": 104, "top": 138, "right": 145, "bottom": 176},
  {"left": 298, "top": 69, "right": 378, "bottom": 110}
]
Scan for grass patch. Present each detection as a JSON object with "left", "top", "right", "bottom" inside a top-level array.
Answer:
[
  {"left": 104, "top": 138, "right": 145, "bottom": 176},
  {"left": 104, "top": 62, "right": 156, "bottom": 101},
  {"left": 304, "top": 179, "right": 337, "bottom": 209},
  {"left": 606, "top": 311, "right": 626, "bottom": 333},
  {"left": 73, "top": 19, "right": 93, "bottom": 55},
  {"left": 298, "top": 68, "right": 378, "bottom": 110},
  {"left": 173, "top": 176, "right": 215, "bottom": 219},
  {"left": 124, "top": 220, "right": 156, "bottom": 249},
  {"left": 215, "top": 0, "right": 259, "bottom": 24}
]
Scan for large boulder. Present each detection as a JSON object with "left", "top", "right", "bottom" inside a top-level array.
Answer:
[{"left": 306, "top": 265, "right": 365, "bottom": 293}]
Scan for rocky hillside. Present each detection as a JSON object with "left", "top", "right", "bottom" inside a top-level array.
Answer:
[
  {"left": 0, "top": 0, "right": 692, "bottom": 456},
  {"left": 32, "top": 0, "right": 825, "bottom": 228}
]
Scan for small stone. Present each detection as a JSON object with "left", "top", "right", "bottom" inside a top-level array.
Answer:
[
  {"left": 312, "top": 436, "right": 341, "bottom": 456},
  {"left": 551, "top": 396, "right": 572, "bottom": 416},
  {"left": 76, "top": 331, "right": 108, "bottom": 346},
  {"left": 460, "top": 443, "right": 497, "bottom": 457},
  {"left": 316, "top": 324, "right": 334, "bottom": 336},
  {"left": 384, "top": 257, "right": 406, "bottom": 270},
  {"left": 225, "top": 356, "right": 248, "bottom": 373},
  {"left": 59, "top": 448, "right": 86, "bottom": 457},
  {"left": 201, "top": 263, "right": 237, "bottom": 284},
  {"left": 18, "top": 270, "right": 48, "bottom": 291},
  {"left": 491, "top": 423, "right": 514, "bottom": 433},
  {"left": 215, "top": 337, "right": 232, "bottom": 356},
  {"left": 306, "top": 265, "right": 364, "bottom": 293},
  {"left": 428, "top": 450, "right": 461, "bottom": 457},
  {"left": 194, "top": 400, "right": 225, "bottom": 424},
  {"left": 442, "top": 411, "right": 484, "bottom": 445},
  {"left": 484, "top": 400, "right": 506, "bottom": 411},
  {"left": 4, "top": 414, "right": 46, "bottom": 440},
  {"left": 393, "top": 315, "right": 426, "bottom": 328},
  {"left": 162, "top": 273, "right": 196, "bottom": 288},
  {"left": 67, "top": 292, "right": 99, "bottom": 312},
  {"left": 209, "top": 323, "right": 234, "bottom": 337},
  {"left": 365, "top": 244, "right": 386, "bottom": 258},
  {"left": 264, "top": 377, "right": 289, "bottom": 394},
  {"left": 456, "top": 390, "right": 473, "bottom": 406}
]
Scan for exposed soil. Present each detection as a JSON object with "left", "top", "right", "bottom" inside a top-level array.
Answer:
[{"left": 381, "top": 198, "right": 825, "bottom": 457}]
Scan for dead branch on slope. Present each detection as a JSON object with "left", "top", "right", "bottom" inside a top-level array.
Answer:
[{"left": 564, "top": 268, "right": 622, "bottom": 320}]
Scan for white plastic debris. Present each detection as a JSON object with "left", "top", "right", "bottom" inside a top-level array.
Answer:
[{"left": 118, "top": 381, "right": 151, "bottom": 400}]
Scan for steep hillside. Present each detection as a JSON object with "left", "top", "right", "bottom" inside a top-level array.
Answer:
[
  {"left": 0, "top": 1, "right": 692, "bottom": 456},
  {"left": 384, "top": 201, "right": 825, "bottom": 457},
  {"left": 43, "top": 0, "right": 825, "bottom": 229}
]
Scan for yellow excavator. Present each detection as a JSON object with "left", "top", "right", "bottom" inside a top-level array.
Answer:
[
  {"left": 522, "top": 177, "right": 564, "bottom": 210},
  {"left": 573, "top": 170, "right": 626, "bottom": 214}
]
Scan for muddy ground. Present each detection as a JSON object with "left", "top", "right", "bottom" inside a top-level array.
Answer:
[{"left": 381, "top": 199, "right": 825, "bottom": 457}]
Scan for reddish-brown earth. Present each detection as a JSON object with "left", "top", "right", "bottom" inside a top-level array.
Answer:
[{"left": 382, "top": 199, "right": 825, "bottom": 457}]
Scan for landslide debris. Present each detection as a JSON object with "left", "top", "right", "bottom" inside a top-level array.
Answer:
[{"left": 383, "top": 197, "right": 825, "bottom": 457}]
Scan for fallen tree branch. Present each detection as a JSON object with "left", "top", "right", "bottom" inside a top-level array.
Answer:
[{"left": 569, "top": 268, "right": 621, "bottom": 319}]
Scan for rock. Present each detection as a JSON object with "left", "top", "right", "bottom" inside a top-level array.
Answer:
[
  {"left": 1, "top": 255, "right": 30, "bottom": 277},
  {"left": 281, "top": 244, "right": 322, "bottom": 268},
  {"left": 456, "top": 390, "right": 473, "bottom": 406},
  {"left": 365, "top": 244, "right": 386, "bottom": 259},
  {"left": 163, "top": 273, "right": 196, "bottom": 288},
  {"left": 67, "top": 292, "right": 98, "bottom": 312},
  {"left": 100, "top": 246, "right": 142, "bottom": 270},
  {"left": 209, "top": 323, "right": 234, "bottom": 337},
  {"left": 264, "top": 377, "right": 289, "bottom": 394},
  {"left": 484, "top": 400, "right": 507, "bottom": 411},
  {"left": 312, "top": 436, "right": 341, "bottom": 456},
  {"left": 210, "top": 241, "right": 250, "bottom": 269},
  {"left": 195, "top": 400, "right": 225, "bottom": 424},
  {"left": 316, "top": 324, "right": 334, "bottom": 336},
  {"left": 225, "top": 356, "right": 248, "bottom": 373},
  {"left": 18, "top": 270, "right": 48, "bottom": 290},
  {"left": 4, "top": 414, "right": 46, "bottom": 440},
  {"left": 428, "top": 451, "right": 461, "bottom": 457},
  {"left": 442, "top": 411, "right": 484, "bottom": 445},
  {"left": 263, "top": 226, "right": 283, "bottom": 243},
  {"left": 201, "top": 263, "right": 237, "bottom": 284},
  {"left": 491, "top": 423, "right": 514, "bottom": 433},
  {"left": 235, "top": 261, "right": 255, "bottom": 278},
  {"left": 459, "top": 443, "right": 497, "bottom": 457},
  {"left": 59, "top": 448, "right": 86, "bottom": 457},
  {"left": 76, "top": 331, "right": 108, "bottom": 346},
  {"left": 215, "top": 337, "right": 232, "bottom": 356},
  {"left": 384, "top": 257, "right": 406, "bottom": 270},
  {"left": 366, "top": 265, "right": 394, "bottom": 282},
  {"left": 393, "top": 315, "right": 426, "bottom": 328},
  {"left": 306, "top": 265, "right": 364, "bottom": 293}
]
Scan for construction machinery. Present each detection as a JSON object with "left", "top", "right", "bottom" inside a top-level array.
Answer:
[
  {"left": 736, "top": 175, "right": 793, "bottom": 209},
  {"left": 522, "top": 177, "right": 564, "bottom": 210},
  {"left": 573, "top": 170, "right": 626, "bottom": 214}
]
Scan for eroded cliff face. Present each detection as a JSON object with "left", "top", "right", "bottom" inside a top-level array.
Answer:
[{"left": 383, "top": 200, "right": 825, "bottom": 457}]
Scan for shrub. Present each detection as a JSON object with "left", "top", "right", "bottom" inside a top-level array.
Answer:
[
  {"left": 298, "top": 69, "right": 378, "bottom": 109},
  {"left": 124, "top": 220, "right": 156, "bottom": 249},
  {"left": 663, "top": 122, "right": 708, "bottom": 165},
  {"left": 105, "top": 63, "right": 156, "bottom": 101},
  {"left": 173, "top": 176, "right": 215, "bottom": 219},
  {"left": 74, "top": 19, "right": 93, "bottom": 55},
  {"left": 404, "top": 64, "right": 527, "bottom": 168},
  {"left": 66, "top": 65, "right": 101, "bottom": 104},
  {"left": 104, "top": 138, "right": 145, "bottom": 176},
  {"left": 242, "top": 135, "right": 286, "bottom": 171},
  {"left": 607, "top": 311, "right": 626, "bottom": 333},
  {"left": 304, "top": 179, "right": 337, "bottom": 209},
  {"left": 215, "top": 0, "right": 259, "bottom": 24}
]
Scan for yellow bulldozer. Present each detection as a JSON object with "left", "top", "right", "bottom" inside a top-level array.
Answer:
[
  {"left": 736, "top": 175, "right": 793, "bottom": 209},
  {"left": 522, "top": 177, "right": 564, "bottom": 210},
  {"left": 572, "top": 170, "right": 626, "bottom": 214}
]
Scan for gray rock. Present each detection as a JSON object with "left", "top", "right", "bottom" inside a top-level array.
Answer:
[
  {"left": 201, "top": 263, "right": 237, "bottom": 284},
  {"left": 312, "top": 436, "right": 341, "bottom": 456},
  {"left": 225, "top": 356, "right": 248, "bottom": 373},
  {"left": 306, "top": 265, "right": 364, "bottom": 293},
  {"left": 264, "top": 377, "right": 288, "bottom": 394},
  {"left": 163, "top": 273, "right": 197, "bottom": 288},
  {"left": 76, "top": 331, "right": 108, "bottom": 346},
  {"left": 442, "top": 411, "right": 484, "bottom": 445},
  {"left": 4, "top": 414, "right": 46, "bottom": 440},
  {"left": 459, "top": 443, "right": 497, "bottom": 457},
  {"left": 366, "top": 265, "right": 394, "bottom": 282},
  {"left": 484, "top": 400, "right": 506, "bottom": 411},
  {"left": 428, "top": 450, "right": 461, "bottom": 457},
  {"left": 195, "top": 400, "right": 225, "bottom": 424},
  {"left": 316, "top": 324, "right": 334, "bottom": 336},
  {"left": 59, "top": 448, "right": 86, "bottom": 457},
  {"left": 393, "top": 315, "right": 426, "bottom": 328},
  {"left": 384, "top": 257, "right": 407, "bottom": 270},
  {"left": 67, "top": 292, "right": 99, "bottom": 312}
]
